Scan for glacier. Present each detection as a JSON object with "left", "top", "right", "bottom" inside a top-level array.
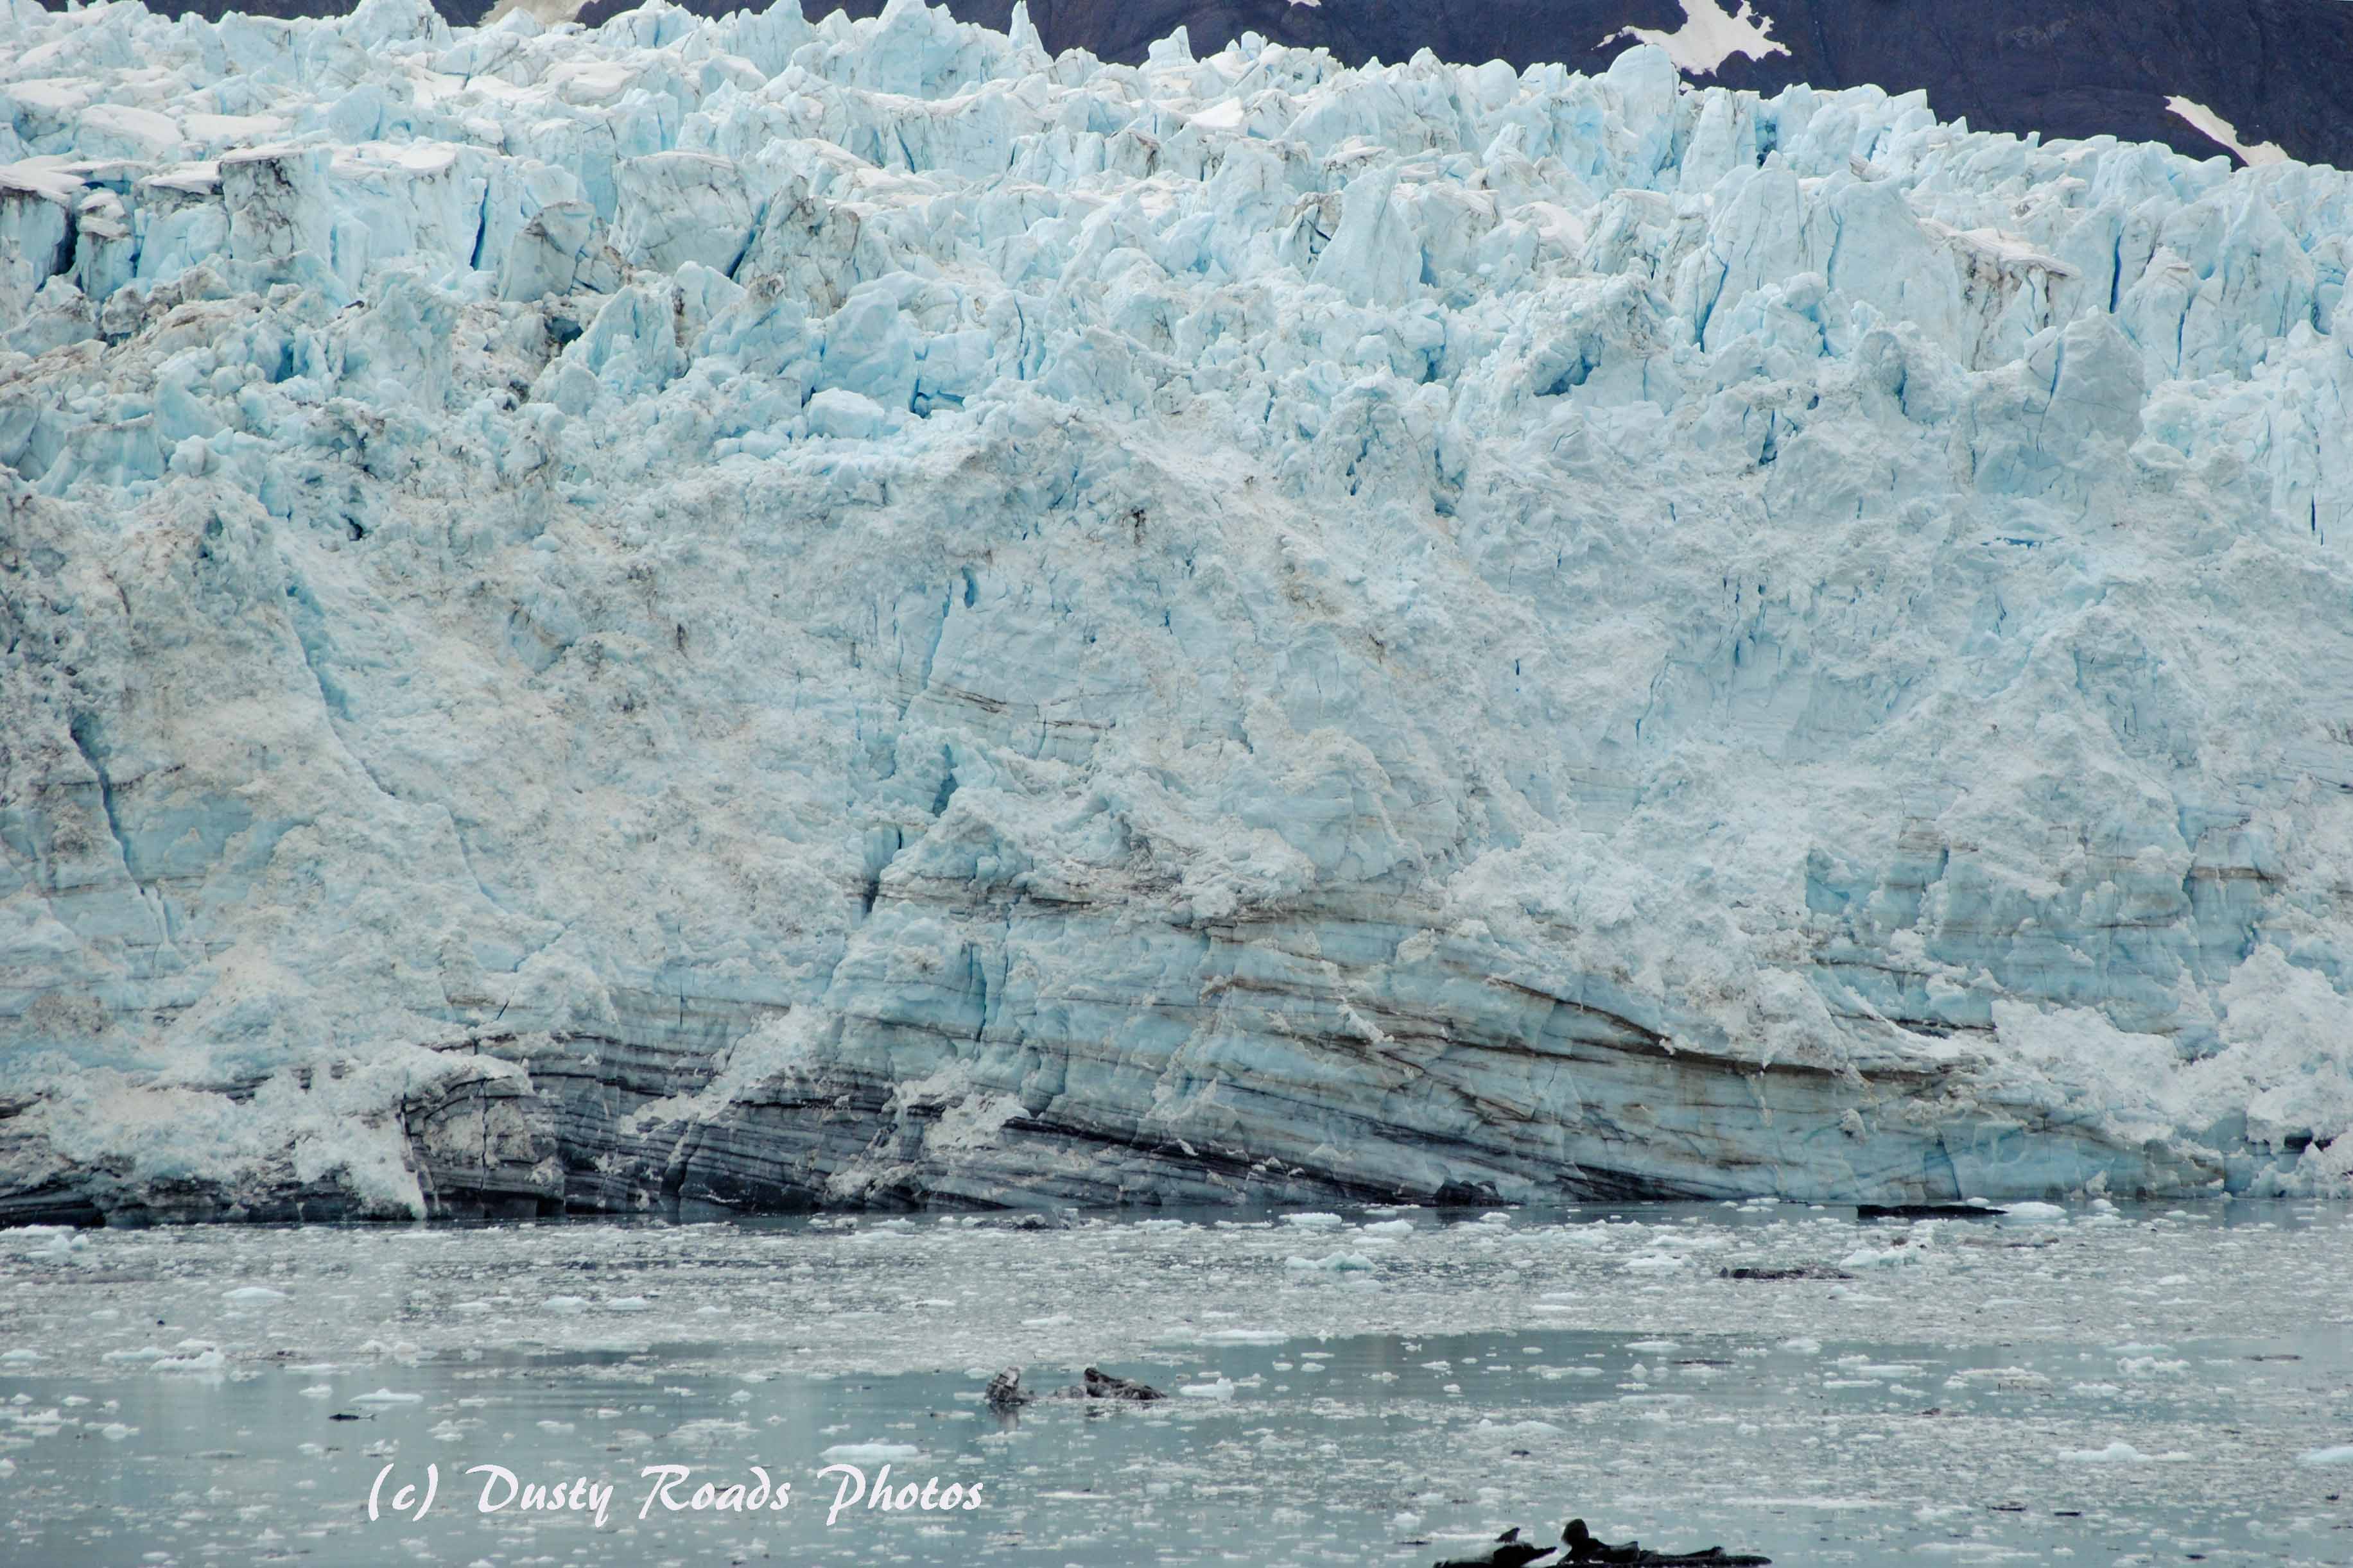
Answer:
[{"left": 3, "top": 0, "right": 2352, "bottom": 1223}]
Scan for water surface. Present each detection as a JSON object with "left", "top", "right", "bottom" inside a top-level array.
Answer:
[{"left": 4, "top": 1200, "right": 2348, "bottom": 1565}]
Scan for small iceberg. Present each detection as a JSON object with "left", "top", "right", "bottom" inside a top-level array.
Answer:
[
  {"left": 1283, "top": 1252, "right": 1374, "bottom": 1271},
  {"left": 821, "top": 1442, "right": 923, "bottom": 1463}
]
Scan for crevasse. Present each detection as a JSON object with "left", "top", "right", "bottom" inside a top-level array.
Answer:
[{"left": 3, "top": 0, "right": 2350, "bottom": 1222}]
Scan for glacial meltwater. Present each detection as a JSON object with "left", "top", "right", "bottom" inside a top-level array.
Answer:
[{"left": 3, "top": 1202, "right": 2348, "bottom": 1567}]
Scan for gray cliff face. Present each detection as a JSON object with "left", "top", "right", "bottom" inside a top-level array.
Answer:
[{"left": 4, "top": 1, "right": 2352, "bottom": 1225}]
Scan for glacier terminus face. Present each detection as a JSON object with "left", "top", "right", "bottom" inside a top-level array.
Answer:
[{"left": 3, "top": 0, "right": 2352, "bottom": 1222}]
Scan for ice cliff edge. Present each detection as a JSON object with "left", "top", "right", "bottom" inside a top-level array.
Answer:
[{"left": 3, "top": 0, "right": 2352, "bottom": 1222}]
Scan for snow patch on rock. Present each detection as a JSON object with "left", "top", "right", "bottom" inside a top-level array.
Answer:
[
  {"left": 2165, "top": 96, "right": 2289, "bottom": 168},
  {"left": 1603, "top": 0, "right": 1790, "bottom": 78}
]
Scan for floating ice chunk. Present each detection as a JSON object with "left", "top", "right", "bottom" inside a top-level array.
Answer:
[
  {"left": 6, "top": 1227, "right": 87, "bottom": 1261},
  {"left": 299, "top": 1384, "right": 333, "bottom": 1398},
  {"left": 671, "top": 1418, "right": 755, "bottom": 1446},
  {"left": 222, "top": 1286, "right": 289, "bottom": 1304},
  {"left": 1282, "top": 1212, "right": 1346, "bottom": 1230},
  {"left": 1177, "top": 1378, "right": 1234, "bottom": 1400},
  {"left": 1780, "top": 1338, "right": 1823, "bottom": 1355},
  {"left": 1839, "top": 1245, "right": 1925, "bottom": 1269},
  {"left": 2001, "top": 1203, "right": 2067, "bottom": 1224},
  {"left": 821, "top": 1442, "right": 923, "bottom": 1463},
  {"left": 1949, "top": 1367, "right": 2051, "bottom": 1391},
  {"left": 2300, "top": 1445, "right": 2353, "bottom": 1465},
  {"left": 1200, "top": 1329, "right": 1287, "bottom": 1345},
  {"left": 2056, "top": 1441, "right": 2192, "bottom": 1462},
  {"left": 2116, "top": 1357, "right": 2189, "bottom": 1377},
  {"left": 1283, "top": 1252, "right": 1374, "bottom": 1271},
  {"left": 602, "top": 1297, "right": 653, "bottom": 1313},
  {"left": 351, "top": 1388, "right": 424, "bottom": 1406},
  {"left": 0, "top": 1349, "right": 39, "bottom": 1363},
  {"left": 1359, "top": 1219, "right": 1414, "bottom": 1238},
  {"left": 543, "top": 1296, "right": 590, "bottom": 1314}
]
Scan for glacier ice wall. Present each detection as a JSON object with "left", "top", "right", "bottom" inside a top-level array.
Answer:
[{"left": 4, "top": 0, "right": 2353, "bottom": 1221}]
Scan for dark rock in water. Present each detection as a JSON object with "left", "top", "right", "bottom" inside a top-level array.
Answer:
[
  {"left": 1563, "top": 1517, "right": 1771, "bottom": 1565},
  {"left": 1033, "top": 1365, "right": 1167, "bottom": 1402},
  {"left": 1855, "top": 1203, "right": 2006, "bottom": 1220},
  {"left": 983, "top": 1365, "right": 1033, "bottom": 1410},
  {"left": 1079, "top": 1365, "right": 1164, "bottom": 1401},
  {"left": 1717, "top": 1264, "right": 1854, "bottom": 1280},
  {"left": 1434, "top": 1524, "right": 1560, "bottom": 1567}
]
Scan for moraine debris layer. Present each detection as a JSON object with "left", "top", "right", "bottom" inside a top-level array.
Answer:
[{"left": 3, "top": 0, "right": 2352, "bottom": 1223}]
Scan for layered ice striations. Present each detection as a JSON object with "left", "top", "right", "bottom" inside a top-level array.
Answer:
[{"left": 3, "top": 0, "right": 2352, "bottom": 1222}]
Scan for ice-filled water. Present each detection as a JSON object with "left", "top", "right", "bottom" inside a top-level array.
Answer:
[{"left": 3, "top": 1202, "right": 2348, "bottom": 1564}]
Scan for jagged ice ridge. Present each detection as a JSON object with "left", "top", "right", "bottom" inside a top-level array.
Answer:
[{"left": 4, "top": 0, "right": 2353, "bottom": 1222}]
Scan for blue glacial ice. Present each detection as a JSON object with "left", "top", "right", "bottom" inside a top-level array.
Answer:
[{"left": 3, "top": 0, "right": 2352, "bottom": 1220}]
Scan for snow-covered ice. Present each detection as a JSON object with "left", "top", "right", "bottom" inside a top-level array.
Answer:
[{"left": 4, "top": 0, "right": 2353, "bottom": 1221}]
